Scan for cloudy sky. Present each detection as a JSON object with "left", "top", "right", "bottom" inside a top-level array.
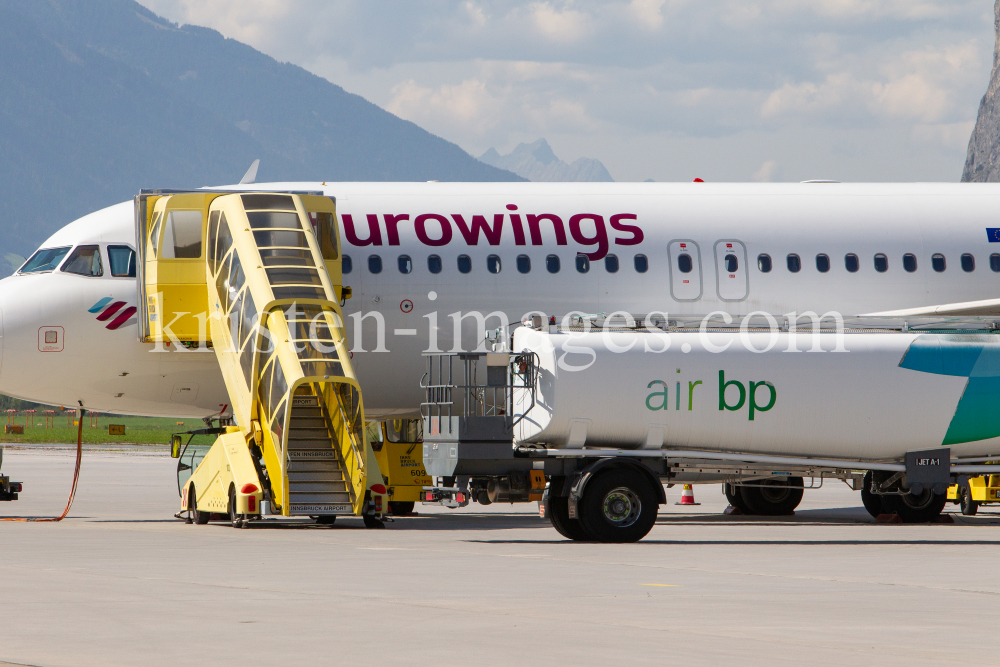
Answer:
[{"left": 138, "top": 1, "right": 995, "bottom": 183}]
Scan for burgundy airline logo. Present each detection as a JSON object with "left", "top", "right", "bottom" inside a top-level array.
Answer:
[
  {"left": 341, "top": 205, "right": 643, "bottom": 260},
  {"left": 88, "top": 298, "right": 137, "bottom": 330}
]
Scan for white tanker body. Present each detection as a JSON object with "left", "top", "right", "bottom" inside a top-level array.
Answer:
[{"left": 512, "top": 326, "right": 1000, "bottom": 462}]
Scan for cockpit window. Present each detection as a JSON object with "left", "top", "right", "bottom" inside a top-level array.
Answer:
[
  {"left": 107, "top": 245, "right": 136, "bottom": 278},
  {"left": 61, "top": 245, "right": 103, "bottom": 277},
  {"left": 20, "top": 246, "right": 71, "bottom": 274}
]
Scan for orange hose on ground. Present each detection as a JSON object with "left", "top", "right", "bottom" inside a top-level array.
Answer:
[{"left": 1, "top": 410, "right": 83, "bottom": 522}]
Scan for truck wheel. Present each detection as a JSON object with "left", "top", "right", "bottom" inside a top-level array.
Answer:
[
  {"left": 190, "top": 484, "right": 209, "bottom": 525},
  {"left": 739, "top": 478, "right": 803, "bottom": 516},
  {"left": 725, "top": 483, "right": 753, "bottom": 514},
  {"left": 882, "top": 488, "right": 947, "bottom": 523},
  {"left": 546, "top": 493, "right": 589, "bottom": 541},
  {"left": 389, "top": 501, "right": 414, "bottom": 515},
  {"left": 363, "top": 513, "right": 385, "bottom": 529},
  {"left": 861, "top": 471, "right": 883, "bottom": 518},
  {"left": 578, "top": 469, "right": 658, "bottom": 543},
  {"left": 228, "top": 486, "right": 241, "bottom": 528},
  {"left": 960, "top": 486, "right": 979, "bottom": 516}
]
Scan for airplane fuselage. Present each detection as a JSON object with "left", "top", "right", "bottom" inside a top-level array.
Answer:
[{"left": 2, "top": 182, "right": 999, "bottom": 418}]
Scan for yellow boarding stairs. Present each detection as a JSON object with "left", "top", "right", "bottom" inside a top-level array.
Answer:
[{"left": 137, "top": 190, "right": 386, "bottom": 527}]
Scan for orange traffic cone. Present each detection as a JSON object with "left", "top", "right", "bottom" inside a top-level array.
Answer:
[{"left": 675, "top": 484, "right": 700, "bottom": 505}]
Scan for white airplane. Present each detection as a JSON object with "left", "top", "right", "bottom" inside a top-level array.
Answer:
[{"left": 2, "top": 180, "right": 999, "bottom": 421}]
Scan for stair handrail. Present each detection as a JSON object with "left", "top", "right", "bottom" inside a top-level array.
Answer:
[{"left": 334, "top": 392, "right": 365, "bottom": 473}]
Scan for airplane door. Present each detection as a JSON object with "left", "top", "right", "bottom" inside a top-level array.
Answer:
[
  {"left": 668, "top": 240, "right": 702, "bottom": 301},
  {"left": 714, "top": 240, "right": 748, "bottom": 301}
]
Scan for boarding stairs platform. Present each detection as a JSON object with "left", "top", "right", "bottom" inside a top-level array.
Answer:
[{"left": 137, "top": 189, "right": 383, "bottom": 524}]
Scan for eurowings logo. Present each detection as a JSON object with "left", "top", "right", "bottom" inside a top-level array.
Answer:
[{"left": 88, "top": 297, "right": 137, "bottom": 330}]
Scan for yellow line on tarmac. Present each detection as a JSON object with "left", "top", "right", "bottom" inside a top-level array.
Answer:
[{"left": 640, "top": 583, "right": 681, "bottom": 587}]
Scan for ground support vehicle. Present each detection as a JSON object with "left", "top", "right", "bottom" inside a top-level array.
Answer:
[
  {"left": 947, "top": 468, "right": 1000, "bottom": 515},
  {"left": 421, "top": 315, "right": 1000, "bottom": 541},
  {"left": 0, "top": 446, "right": 22, "bottom": 501},
  {"left": 138, "top": 189, "right": 387, "bottom": 527},
  {"left": 368, "top": 420, "right": 433, "bottom": 515}
]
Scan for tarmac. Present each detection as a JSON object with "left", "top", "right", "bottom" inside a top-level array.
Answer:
[{"left": 1, "top": 444, "right": 999, "bottom": 666}]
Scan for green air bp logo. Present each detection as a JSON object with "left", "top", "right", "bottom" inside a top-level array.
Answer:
[{"left": 645, "top": 370, "right": 776, "bottom": 421}]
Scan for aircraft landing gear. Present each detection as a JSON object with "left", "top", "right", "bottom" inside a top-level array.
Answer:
[{"left": 728, "top": 478, "right": 803, "bottom": 516}]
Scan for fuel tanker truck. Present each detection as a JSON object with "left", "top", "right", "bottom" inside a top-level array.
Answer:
[{"left": 420, "top": 314, "right": 1000, "bottom": 542}]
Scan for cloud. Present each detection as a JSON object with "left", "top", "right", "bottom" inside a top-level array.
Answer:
[{"left": 136, "top": 0, "right": 994, "bottom": 181}]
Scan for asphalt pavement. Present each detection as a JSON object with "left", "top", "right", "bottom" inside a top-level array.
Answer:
[{"left": 1, "top": 445, "right": 998, "bottom": 666}]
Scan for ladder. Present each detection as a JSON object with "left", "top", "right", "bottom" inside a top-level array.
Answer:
[{"left": 138, "top": 190, "right": 383, "bottom": 524}]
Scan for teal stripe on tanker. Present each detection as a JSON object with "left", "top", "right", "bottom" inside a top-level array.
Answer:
[{"left": 898, "top": 335, "right": 1000, "bottom": 445}]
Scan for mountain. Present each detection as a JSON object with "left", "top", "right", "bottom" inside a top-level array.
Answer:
[
  {"left": 479, "top": 139, "right": 614, "bottom": 182},
  {"left": 0, "top": 0, "right": 523, "bottom": 260},
  {"left": 962, "top": 0, "right": 1000, "bottom": 181}
]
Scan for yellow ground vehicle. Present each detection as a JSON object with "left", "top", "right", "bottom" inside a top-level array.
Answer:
[
  {"left": 947, "top": 473, "right": 1000, "bottom": 516},
  {"left": 139, "top": 189, "right": 387, "bottom": 527},
  {"left": 369, "top": 419, "right": 432, "bottom": 515}
]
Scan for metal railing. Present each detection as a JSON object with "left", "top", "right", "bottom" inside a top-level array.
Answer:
[{"left": 420, "top": 352, "right": 538, "bottom": 436}]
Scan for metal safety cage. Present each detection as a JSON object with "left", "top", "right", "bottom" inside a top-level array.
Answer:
[{"left": 420, "top": 351, "right": 538, "bottom": 439}]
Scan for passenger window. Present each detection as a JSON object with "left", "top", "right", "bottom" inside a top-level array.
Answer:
[
  {"left": 757, "top": 254, "right": 771, "bottom": 273},
  {"left": 428, "top": 255, "right": 442, "bottom": 274},
  {"left": 634, "top": 254, "right": 648, "bottom": 273},
  {"left": 20, "top": 246, "right": 70, "bottom": 274},
  {"left": 61, "top": 245, "right": 103, "bottom": 277},
  {"left": 368, "top": 255, "right": 382, "bottom": 274},
  {"left": 576, "top": 255, "right": 590, "bottom": 273},
  {"left": 845, "top": 253, "right": 859, "bottom": 273},
  {"left": 604, "top": 254, "right": 619, "bottom": 273},
  {"left": 962, "top": 253, "right": 975, "bottom": 272},
  {"left": 458, "top": 255, "right": 472, "bottom": 274},
  {"left": 786, "top": 254, "right": 801, "bottom": 273},
  {"left": 398, "top": 255, "right": 412, "bottom": 274},
  {"left": 342, "top": 255, "right": 353, "bottom": 274},
  {"left": 161, "top": 211, "right": 203, "bottom": 259},
  {"left": 874, "top": 254, "right": 888, "bottom": 273},
  {"left": 517, "top": 255, "right": 531, "bottom": 274},
  {"left": 107, "top": 245, "right": 136, "bottom": 278},
  {"left": 932, "top": 254, "right": 946, "bottom": 272},
  {"left": 903, "top": 253, "right": 917, "bottom": 273},
  {"left": 488, "top": 255, "right": 501, "bottom": 274},
  {"left": 546, "top": 255, "right": 560, "bottom": 273},
  {"left": 723, "top": 254, "right": 738, "bottom": 273},
  {"left": 678, "top": 253, "right": 693, "bottom": 273},
  {"left": 815, "top": 254, "right": 830, "bottom": 273},
  {"left": 991, "top": 254, "right": 1000, "bottom": 272}
]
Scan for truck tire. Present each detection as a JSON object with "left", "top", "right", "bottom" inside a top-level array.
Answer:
[
  {"left": 578, "top": 469, "right": 658, "bottom": 543},
  {"left": 739, "top": 478, "right": 803, "bottom": 516},
  {"left": 228, "top": 485, "right": 240, "bottom": 528},
  {"left": 190, "top": 484, "right": 209, "bottom": 525},
  {"left": 882, "top": 488, "right": 947, "bottom": 523},
  {"left": 546, "top": 493, "right": 589, "bottom": 541},
  {"left": 861, "top": 471, "right": 883, "bottom": 518},
  {"left": 959, "top": 485, "right": 979, "bottom": 516},
  {"left": 725, "top": 483, "right": 753, "bottom": 514}
]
